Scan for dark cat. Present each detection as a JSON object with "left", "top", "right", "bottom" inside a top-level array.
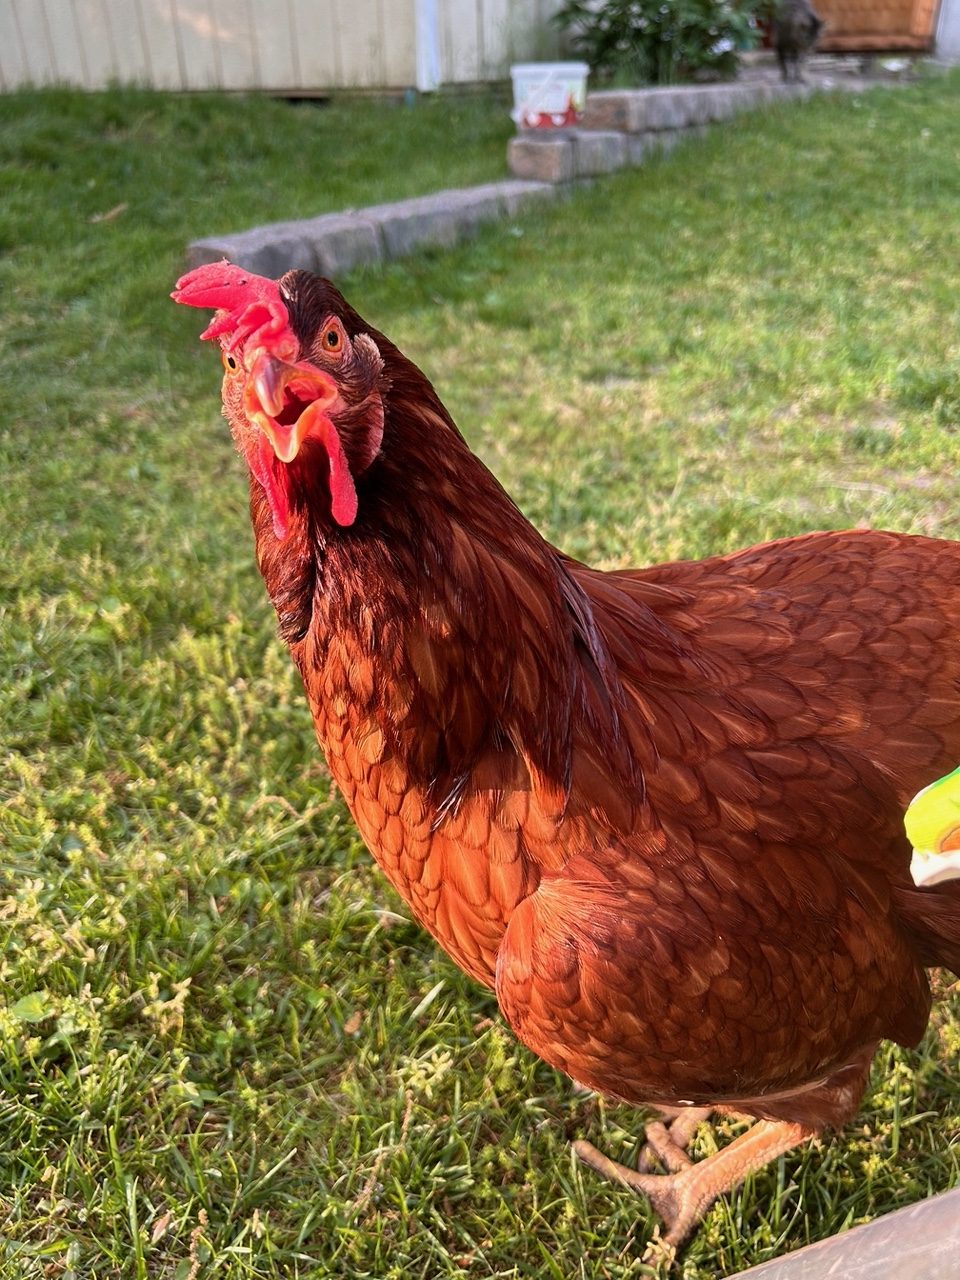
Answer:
[{"left": 773, "top": 0, "right": 824, "bottom": 82}]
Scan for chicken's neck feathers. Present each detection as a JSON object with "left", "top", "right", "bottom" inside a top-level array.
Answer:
[{"left": 249, "top": 393, "right": 644, "bottom": 837}]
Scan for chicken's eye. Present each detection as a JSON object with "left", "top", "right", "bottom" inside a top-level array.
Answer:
[
  {"left": 222, "top": 351, "right": 239, "bottom": 372},
  {"left": 322, "top": 326, "right": 342, "bottom": 354}
]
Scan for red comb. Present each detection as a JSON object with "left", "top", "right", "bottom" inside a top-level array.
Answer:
[{"left": 171, "top": 260, "right": 298, "bottom": 360}]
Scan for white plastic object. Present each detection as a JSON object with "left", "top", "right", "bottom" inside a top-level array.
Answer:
[
  {"left": 911, "top": 848, "right": 960, "bottom": 886},
  {"left": 728, "top": 1188, "right": 960, "bottom": 1279},
  {"left": 510, "top": 62, "right": 589, "bottom": 130}
]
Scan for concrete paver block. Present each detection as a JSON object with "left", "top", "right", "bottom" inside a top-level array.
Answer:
[
  {"left": 700, "top": 86, "right": 745, "bottom": 121},
  {"left": 186, "top": 238, "right": 237, "bottom": 271},
  {"left": 581, "top": 91, "right": 635, "bottom": 132},
  {"left": 365, "top": 187, "right": 504, "bottom": 257},
  {"left": 625, "top": 132, "right": 656, "bottom": 166},
  {"left": 507, "top": 134, "right": 575, "bottom": 183},
  {"left": 572, "top": 130, "right": 627, "bottom": 177},
  {"left": 638, "top": 88, "right": 695, "bottom": 131},
  {"left": 496, "top": 179, "right": 558, "bottom": 215},
  {"left": 186, "top": 223, "right": 320, "bottom": 276},
  {"left": 300, "top": 214, "right": 382, "bottom": 278}
]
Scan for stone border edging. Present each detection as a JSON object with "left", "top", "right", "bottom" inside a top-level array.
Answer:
[
  {"left": 508, "top": 78, "right": 847, "bottom": 182},
  {"left": 185, "top": 179, "right": 556, "bottom": 276},
  {"left": 186, "top": 69, "right": 887, "bottom": 276}
]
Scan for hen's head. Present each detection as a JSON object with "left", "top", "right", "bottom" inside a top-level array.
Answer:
[{"left": 172, "top": 262, "right": 386, "bottom": 540}]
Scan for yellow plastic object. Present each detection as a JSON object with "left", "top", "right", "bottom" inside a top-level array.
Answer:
[{"left": 905, "top": 764, "right": 960, "bottom": 886}]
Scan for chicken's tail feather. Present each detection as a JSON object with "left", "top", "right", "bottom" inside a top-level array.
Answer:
[{"left": 895, "top": 880, "right": 960, "bottom": 975}]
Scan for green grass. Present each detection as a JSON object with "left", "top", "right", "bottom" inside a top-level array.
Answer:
[{"left": 2, "top": 76, "right": 960, "bottom": 1279}]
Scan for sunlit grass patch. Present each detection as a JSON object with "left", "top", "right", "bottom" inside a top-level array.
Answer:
[{"left": 2, "top": 74, "right": 960, "bottom": 1278}]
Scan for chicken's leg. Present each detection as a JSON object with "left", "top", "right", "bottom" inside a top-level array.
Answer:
[{"left": 575, "top": 1118, "right": 812, "bottom": 1252}]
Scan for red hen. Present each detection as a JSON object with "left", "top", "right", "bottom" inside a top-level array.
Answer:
[{"left": 173, "top": 263, "right": 960, "bottom": 1252}]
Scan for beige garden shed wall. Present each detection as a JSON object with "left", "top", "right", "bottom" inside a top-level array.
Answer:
[{"left": 0, "top": 0, "right": 562, "bottom": 93}]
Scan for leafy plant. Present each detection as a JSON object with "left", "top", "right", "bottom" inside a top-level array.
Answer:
[{"left": 553, "top": 0, "right": 763, "bottom": 85}]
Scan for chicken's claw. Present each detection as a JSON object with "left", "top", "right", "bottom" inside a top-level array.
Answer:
[
  {"left": 636, "top": 1107, "right": 711, "bottom": 1174},
  {"left": 574, "top": 1119, "right": 812, "bottom": 1253}
]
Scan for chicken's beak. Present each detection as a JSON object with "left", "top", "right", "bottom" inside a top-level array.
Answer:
[{"left": 242, "top": 350, "right": 339, "bottom": 464}]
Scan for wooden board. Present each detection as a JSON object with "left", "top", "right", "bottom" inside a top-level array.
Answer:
[{"left": 816, "top": 0, "right": 940, "bottom": 50}]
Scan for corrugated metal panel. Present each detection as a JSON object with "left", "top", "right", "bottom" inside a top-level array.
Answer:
[
  {"left": 441, "top": 0, "right": 479, "bottom": 82},
  {"left": 129, "top": 1, "right": 184, "bottom": 91},
  {"left": 480, "top": 0, "right": 513, "bottom": 80},
  {"left": 0, "top": 0, "right": 560, "bottom": 91},
  {"left": 331, "top": 0, "right": 418, "bottom": 89},
  {"left": 289, "top": 0, "right": 343, "bottom": 89},
  {"left": 439, "top": 0, "right": 560, "bottom": 84},
  {"left": 173, "top": 2, "right": 247, "bottom": 89},
  {"left": 5, "top": 0, "right": 59, "bottom": 84}
]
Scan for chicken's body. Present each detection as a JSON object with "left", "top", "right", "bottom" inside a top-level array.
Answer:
[
  {"left": 174, "top": 264, "right": 960, "bottom": 1252},
  {"left": 273, "top": 490, "right": 957, "bottom": 1122}
]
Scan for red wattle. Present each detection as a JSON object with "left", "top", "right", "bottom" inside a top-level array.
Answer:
[
  {"left": 251, "top": 434, "right": 292, "bottom": 540},
  {"left": 298, "top": 402, "right": 358, "bottom": 527}
]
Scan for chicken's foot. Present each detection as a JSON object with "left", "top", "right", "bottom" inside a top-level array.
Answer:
[
  {"left": 636, "top": 1107, "right": 713, "bottom": 1173},
  {"left": 574, "top": 1118, "right": 812, "bottom": 1253}
]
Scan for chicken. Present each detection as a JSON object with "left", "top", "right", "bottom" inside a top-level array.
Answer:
[
  {"left": 172, "top": 261, "right": 960, "bottom": 1254},
  {"left": 773, "top": 0, "right": 823, "bottom": 83}
]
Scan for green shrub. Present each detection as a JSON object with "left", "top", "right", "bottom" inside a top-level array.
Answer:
[{"left": 553, "top": 0, "right": 762, "bottom": 86}]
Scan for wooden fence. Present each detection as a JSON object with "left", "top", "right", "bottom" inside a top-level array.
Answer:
[
  {"left": 817, "top": 0, "right": 940, "bottom": 50},
  {"left": 0, "top": 0, "right": 563, "bottom": 93}
]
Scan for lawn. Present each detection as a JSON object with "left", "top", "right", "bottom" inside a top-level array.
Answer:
[{"left": 2, "top": 75, "right": 960, "bottom": 1279}]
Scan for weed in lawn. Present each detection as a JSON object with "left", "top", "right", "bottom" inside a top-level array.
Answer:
[{"left": 2, "top": 75, "right": 960, "bottom": 1278}]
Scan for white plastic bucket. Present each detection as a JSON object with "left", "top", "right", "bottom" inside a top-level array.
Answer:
[{"left": 510, "top": 62, "right": 589, "bottom": 130}]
